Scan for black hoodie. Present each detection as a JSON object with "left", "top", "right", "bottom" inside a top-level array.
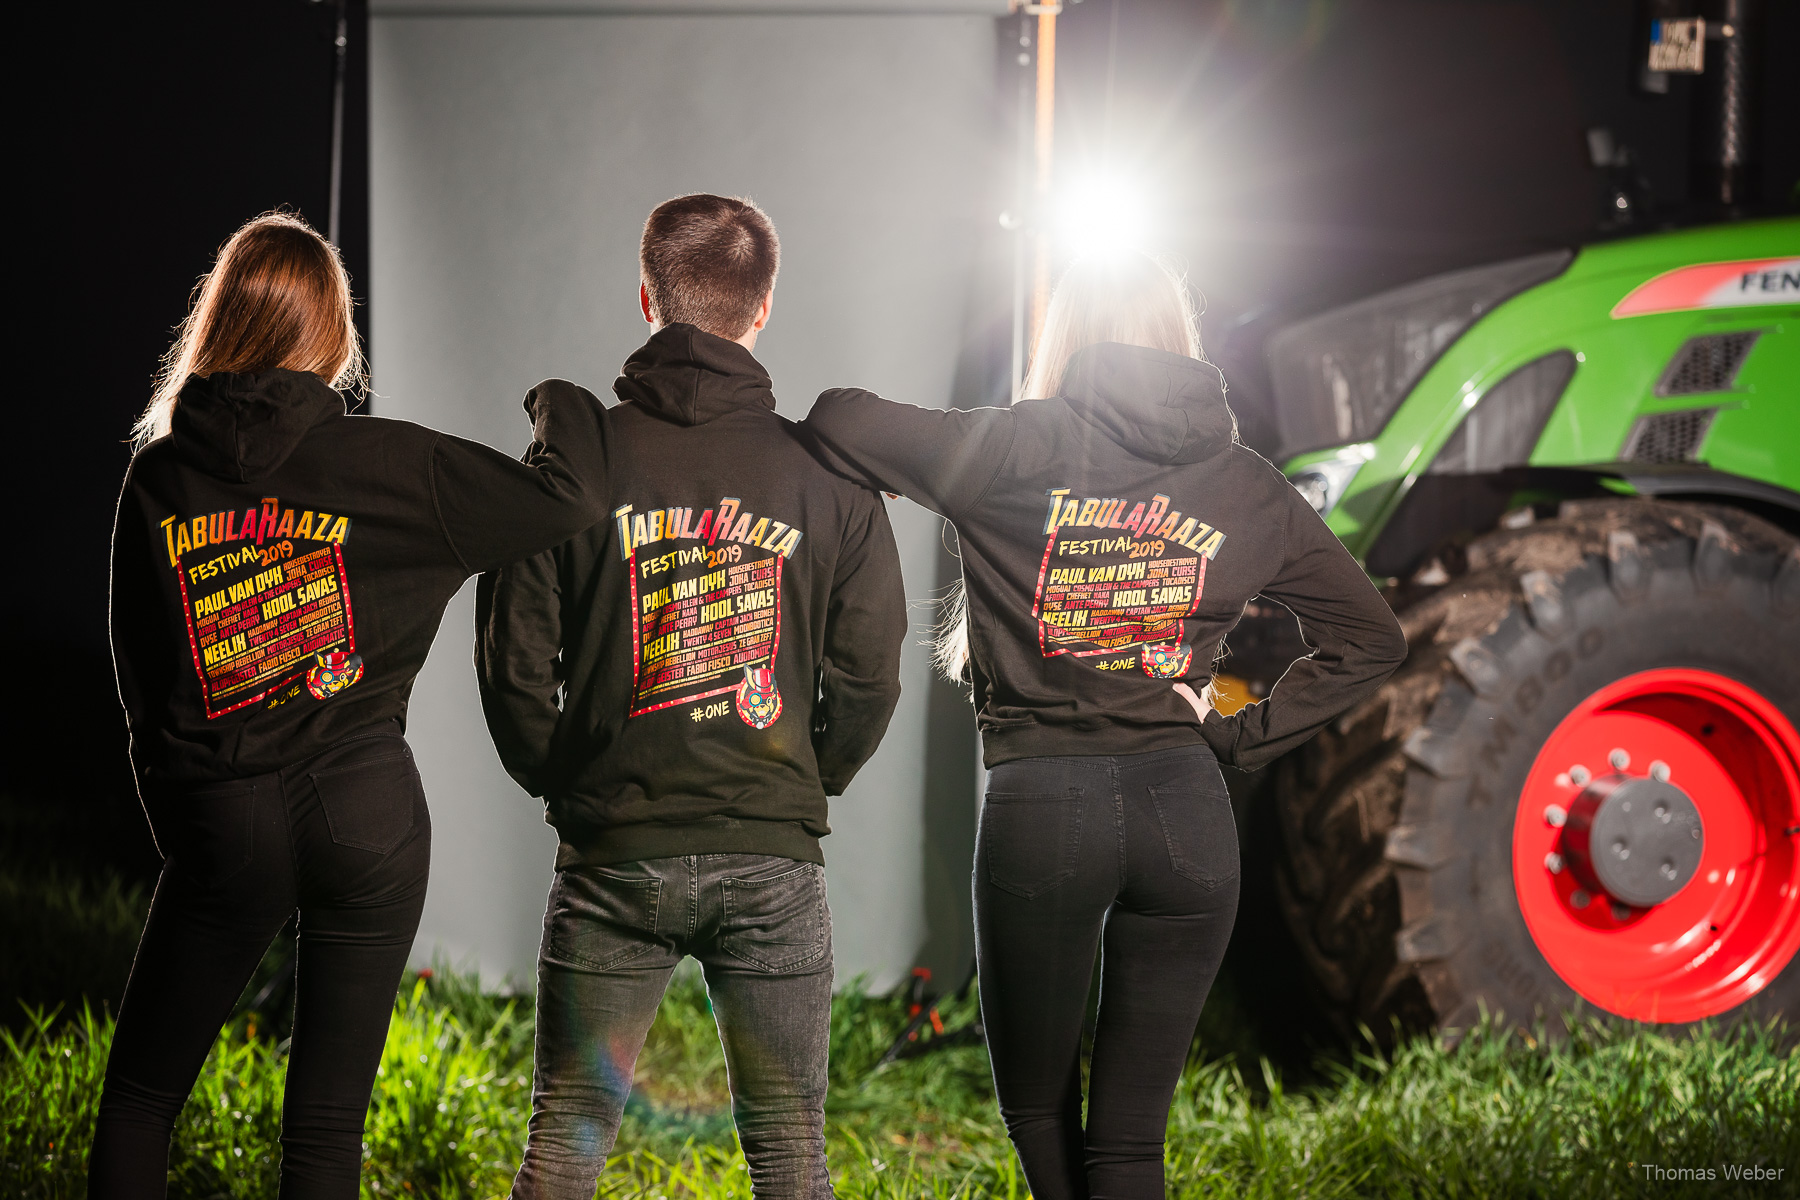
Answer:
[
  {"left": 803, "top": 343, "right": 1408, "bottom": 771},
  {"left": 110, "top": 369, "right": 609, "bottom": 789},
  {"left": 475, "top": 325, "right": 906, "bottom": 869}
]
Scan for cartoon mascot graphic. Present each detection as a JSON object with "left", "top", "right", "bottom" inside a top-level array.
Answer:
[
  {"left": 306, "top": 650, "right": 364, "bottom": 700},
  {"left": 1141, "top": 641, "right": 1193, "bottom": 680},
  {"left": 735, "top": 666, "right": 782, "bottom": 729}
]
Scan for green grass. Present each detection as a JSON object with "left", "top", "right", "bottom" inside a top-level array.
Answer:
[
  {"left": 4, "top": 965, "right": 1795, "bottom": 1199},
  {"left": 0, "top": 870, "right": 149, "bottom": 1030}
]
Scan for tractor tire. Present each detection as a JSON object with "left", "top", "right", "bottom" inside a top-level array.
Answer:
[{"left": 1271, "top": 497, "right": 1800, "bottom": 1038}]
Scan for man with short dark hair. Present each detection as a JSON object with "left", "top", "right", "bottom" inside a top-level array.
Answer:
[{"left": 477, "top": 193, "right": 906, "bottom": 1199}]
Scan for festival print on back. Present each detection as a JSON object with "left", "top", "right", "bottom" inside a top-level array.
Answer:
[
  {"left": 161, "top": 496, "right": 362, "bottom": 717},
  {"left": 618, "top": 496, "right": 803, "bottom": 727},
  {"left": 1032, "top": 488, "right": 1225, "bottom": 677}
]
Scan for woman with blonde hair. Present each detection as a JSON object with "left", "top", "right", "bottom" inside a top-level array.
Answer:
[
  {"left": 95, "top": 211, "right": 609, "bottom": 1198},
  {"left": 804, "top": 251, "right": 1406, "bottom": 1199}
]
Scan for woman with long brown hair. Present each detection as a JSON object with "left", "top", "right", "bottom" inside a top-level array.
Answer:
[
  {"left": 804, "top": 252, "right": 1407, "bottom": 1200},
  {"left": 94, "top": 212, "right": 609, "bottom": 1197}
]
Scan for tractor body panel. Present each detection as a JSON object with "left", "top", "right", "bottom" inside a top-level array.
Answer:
[{"left": 1277, "top": 219, "right": 1800, "bottom": 567}]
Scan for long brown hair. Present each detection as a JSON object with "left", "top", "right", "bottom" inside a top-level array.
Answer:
[
  {"left": 935, "top": 252, "right": 1204, "bottom": 682},
  {"left": 132, "top": 212, "right": 365, "bottom": 450},
  {"left": 1022, "top": 252, "right": 1201, "bottom": 402}
]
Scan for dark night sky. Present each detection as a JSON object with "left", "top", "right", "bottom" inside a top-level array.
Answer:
[
  {"left": 12, "top": 1, "right": 370, "bottom": 875},
  {"left": 8, "top": 0, "right": 1794, "bottom": 878}
]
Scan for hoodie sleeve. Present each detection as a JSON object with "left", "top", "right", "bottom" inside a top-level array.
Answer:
[
  {"left": 431, "top": 379, "right": 609, "bottom": 575},
  {"left": 475, "top": 547, "right": 564, "bottom": 797},
  {"left": 1198, "top": 470, "right": 1408, "bottom": 771},
  {"left": 109, "top": 476, "right": 171, "bottom": 793},
  {"left": 813, "top": 485, "right": 907, "bottom": 795},
  {"left": 801, "top": 388, "right": 1014, "bottom": 521}
]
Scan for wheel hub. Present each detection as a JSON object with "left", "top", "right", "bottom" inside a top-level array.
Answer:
[
  {"left": 1512, "top": 667, "right": 1800, "bottom": 1023},
  {"left": 1563, "top": 776, "right": 1704, "bottom": 907}
]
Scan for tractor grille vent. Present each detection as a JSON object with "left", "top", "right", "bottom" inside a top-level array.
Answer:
[
  {"left": 1622, "top": 408, "right": 1716, "bottom": 464},
  {"left": 1656, "top": 332, "right": 1759, "bottom": 396}
]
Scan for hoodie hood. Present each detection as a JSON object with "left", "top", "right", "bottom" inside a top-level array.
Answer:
[
  {"left": 170, "top": 369, "right": 347, "bottom": 483},
  {"left": 613, "top": 324, "right": 776, "bottom": 426},
  {"left": 1059, "top": 342, "right": 1235, "bottom": 466}
]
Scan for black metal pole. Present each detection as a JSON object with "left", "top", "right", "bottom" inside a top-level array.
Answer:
[
  {"left": 1694, "top": 0, "right": 1760, "bottom": 213},
  {"left": 1010, "top": 10, "right": 1032, "bottom": 403},
  {"left": 328, "top": 0, "right": 348, "bottom": 245}
]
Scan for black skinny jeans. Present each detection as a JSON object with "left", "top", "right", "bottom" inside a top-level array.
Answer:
[
  {"left": 974, "top": 744, "right": 1240, "bottom": 1200},
  {"left": 90, "top": 723, "right": 431, "bottom": 1199}
]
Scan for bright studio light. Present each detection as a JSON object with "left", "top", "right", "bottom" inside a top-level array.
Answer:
[{"left": 1055, "top": 175, "right": 1151, "bottom": 257}]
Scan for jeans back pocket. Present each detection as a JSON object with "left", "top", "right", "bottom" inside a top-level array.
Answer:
[
  {"left": 981, "top": 790, "right": 1083, "bottom": 899},
  {"left": 150, "top": 781, "right": 258, "bottom": 888},
  {"left": 1147, "top": 783, "right": 1239, "bottom": 889},
  {"left": 548, "top": 867, "right": 663, "bottom": 972},
  {"left": 311, "top": 751, "right": 422, "bottom": 855},
  {"left": 719, "top": 861, "right": 830, "bottom": 973}
]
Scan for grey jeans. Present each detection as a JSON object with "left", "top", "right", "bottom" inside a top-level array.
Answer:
[{"left": 510, "top": 854, "right": 835, "bottom": 1200}]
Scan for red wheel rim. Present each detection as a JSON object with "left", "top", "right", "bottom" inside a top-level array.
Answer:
[{"left": 1513, "top": 668, "right": 1800, "bottom": 1022}]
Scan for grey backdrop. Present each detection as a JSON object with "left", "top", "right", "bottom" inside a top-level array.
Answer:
[{"left": 369, "top": 0, "right": 1007, "bottom": 992}]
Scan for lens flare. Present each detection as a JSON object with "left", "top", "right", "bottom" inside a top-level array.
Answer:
[{"left": 1055, "top": 174, "right": 1151, "bottom": 257}]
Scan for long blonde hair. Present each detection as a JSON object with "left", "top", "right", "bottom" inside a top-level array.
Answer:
[
  {"left": 935, "top": 252, "right": 1204, "bottom": 681},
  {"left": 133, "top": 212, "right": 364, "bottom": 451},
  {"left": 1022, "top": 252, "right": 1201, "bottom": 404}
]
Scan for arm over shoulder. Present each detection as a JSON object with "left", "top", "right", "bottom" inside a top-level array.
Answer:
[
  {"left": 802, "top": 388, "right": 1014, "bottom": 521},
  {"left": 431, "top": 379, "right": 610, "bottom": 576}
]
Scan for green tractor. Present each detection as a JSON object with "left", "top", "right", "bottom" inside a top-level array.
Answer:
[{"left": 1236, "top": 217, "right": 1799, "bottom": 1036}]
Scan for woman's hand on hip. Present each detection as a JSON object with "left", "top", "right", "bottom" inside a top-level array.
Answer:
[{"left": 1172, "top": 681, "right": 1213, "bottom": 723}]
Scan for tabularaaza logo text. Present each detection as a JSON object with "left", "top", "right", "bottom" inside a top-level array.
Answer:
[
  {"left": 161, "top": 496, "right": 352, "bottom": 571},
  {"left": 1041, "top": 490, "right": 1226, "bottom": 560},
  {"left": 614, "top": 496, "right": 803, "bottom": 562}
]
